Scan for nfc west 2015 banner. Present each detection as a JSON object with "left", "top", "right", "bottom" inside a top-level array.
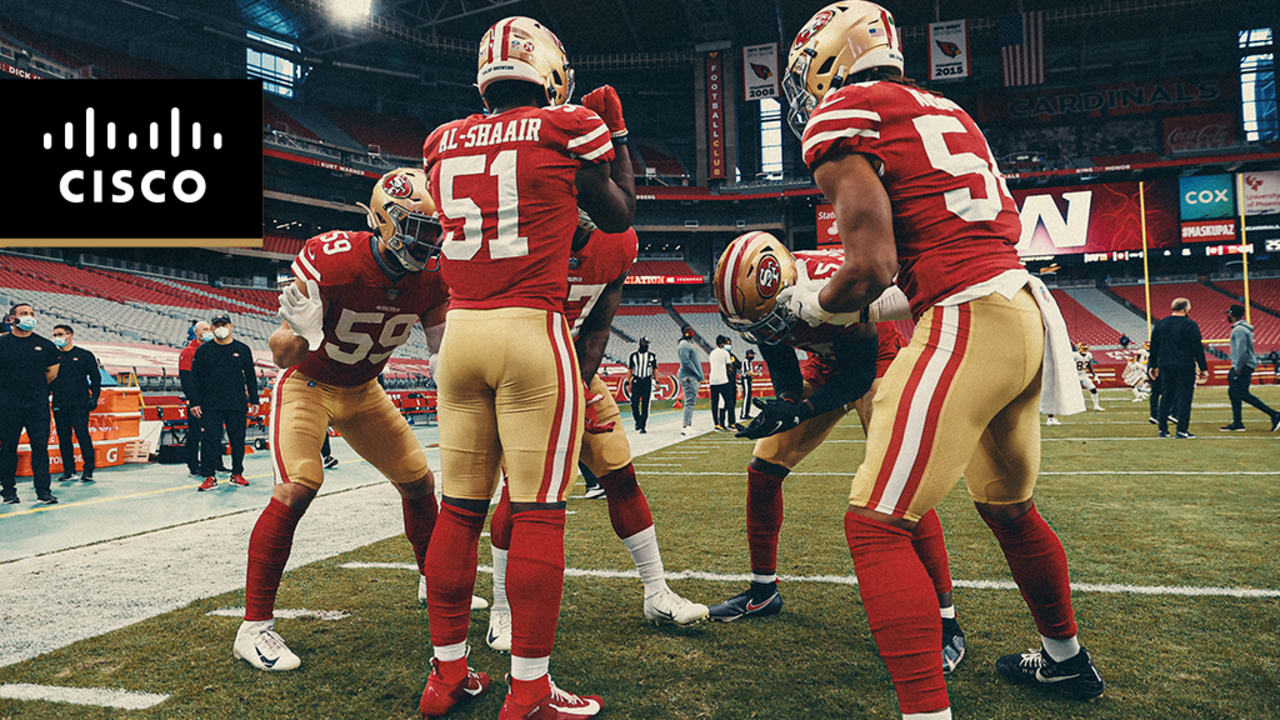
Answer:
[
  {"left": 928, "top": 20, "right": 970, "bottom": 81},
  {"left": 742, "top": 43, "right": 781, "bottom": 101},
  {"left": 2, "top": 79, "right": 262, "bottom": 247}
]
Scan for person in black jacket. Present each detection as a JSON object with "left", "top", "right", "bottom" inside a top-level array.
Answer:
[
  {"left": 178, "top": 321, "right": 213, "bottom": 476},
  {"left": 49, "top": 324, "right": 101, "bottom": 482},
  {"left": 0, "top": 302, "right": 61, "bottom": 505},
  {"left": 1148, "top": 298, "right": 1208, "bottom": 438},
  {"left": 190, "top": 315, "right": 258, "bottom": 490}
]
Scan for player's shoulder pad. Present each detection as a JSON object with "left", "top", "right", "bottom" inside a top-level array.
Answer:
[
  {"left": 802, "top": 83, "right": 888, "bottom": 169},
  {"left": 542, "top": 103, "right": 610, "bottom": 154},
  {"left": 294, "top": 230, "right": 367, "bottom": 288}
]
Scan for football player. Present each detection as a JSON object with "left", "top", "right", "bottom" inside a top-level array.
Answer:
[
  {"left": 484, "top": 215, "right": 708, "bottom": 652},
  {"left": 1075, "top": 343, "right": 1104, "bottom": 411},
  {"left": 235, "top": 168, "right": 450, "bottom": 672},
  {"left": 782, "top": 3, "right": 1103, "bottom": 716},
  {"left": 710, "top": 232, "right": 967, "bottom": 674},
  {"left": 419, "top": 16, "right": 635, "bottom": 720}
]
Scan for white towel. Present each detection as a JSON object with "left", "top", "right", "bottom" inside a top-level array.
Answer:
[{"left": 1026, "top": 277, "right": 1086, "bottom": 416}]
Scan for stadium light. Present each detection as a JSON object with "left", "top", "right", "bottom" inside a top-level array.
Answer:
[{"left": 328, "top": 0, "right": 373, "bottom": 25}]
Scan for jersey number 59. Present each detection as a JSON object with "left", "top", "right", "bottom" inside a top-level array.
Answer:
[{"left": 325, "top": 308, "right": 418, "bottom": 365}]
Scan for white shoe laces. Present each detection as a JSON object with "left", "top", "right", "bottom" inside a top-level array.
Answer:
[
  {"left": 1018, "top": 649, "right": 1047, "bottom": 669},
  {"left": 548, "top": 679, "right": 584, "bottom": 706},
  {"left": 257, "top": 629, "right": 289, "bottom": 654}
]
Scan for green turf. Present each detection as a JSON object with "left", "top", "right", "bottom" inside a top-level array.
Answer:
[{"left": 4, "top": 388, "right": 1279, "bottom": 719}]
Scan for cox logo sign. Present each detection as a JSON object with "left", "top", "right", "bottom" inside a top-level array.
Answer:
[{"left": 1179, "top": 175, "right": 1235, "bottom": 220}]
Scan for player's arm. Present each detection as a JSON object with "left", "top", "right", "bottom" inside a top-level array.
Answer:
[
  {"left": 574, "top": 273, "right": 625, "bottom": 383},
  {"left": 811, "top": 153, "right": 898, "bottom": 314},
  {"left": 802, "top": 328, "right": 878, "bottom": 417},
  {"left": 756, "top": 341, "right": 804, "bottom": 402},
  {"left": 420, "top": 300, "right": 448, "bottom": 378},
  {"left": 576, "top": 86, "right": 636, "bottom": 232},
  {"left": 271, "top": 277, "right": 325, "bottom": 369}
]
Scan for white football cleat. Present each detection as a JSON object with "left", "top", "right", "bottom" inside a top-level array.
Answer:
[
  {"left": 233, "top": 619, "right": 301, "bottom": 671},
  {"left": 419, "top": 574, "right": 490, "bottom": 609},
  {"left": 643, "top": 588, "right": 709, "bottom": 626},
  {"left": 486, "top": 608, "right": 512, "bottom": 652}
]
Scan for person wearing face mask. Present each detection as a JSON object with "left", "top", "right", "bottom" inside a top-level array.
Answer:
[
  {"left": 0, "top": 302, "right": 61, "bottom": 505},
  {"left": 179, "top": 320, "right": 215, "bottom": 477},
  {"left": 49, "top": 324, "right": 101, "bottom": 483},
  {"left": 708, "top": 335, "right": 735, "bottom": 431},
  {"left": 190, "top": 315, "right": 258, "bottom": 489}
]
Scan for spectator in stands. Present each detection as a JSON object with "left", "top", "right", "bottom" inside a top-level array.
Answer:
[
  {"left": 677, "top": 326, "right": 702, "bottom": 436},
  {"left": 1149, "top": 298, "right": 1208, "bottom": 438},
  {"left": 190, "top": 315, "right": 258, "bottom": 491},
  {"left": 626, "top": 337, "right": 657, "bottom": 434},
  {"left": 0, "top": 303, "right": 60, "bottom": 505},
  {"left": 740, "top": 349, "right": 758, "bottom": 420},
  {"left": 179, "top": 321, "right": 214, "bottom": 477},
  {"left": 1220, "top": 304, "right": 1280, "bottom": 432},
  {"left": 50, "top": 324, "right": 100, "bottom": 483},
  {"left": 708, "top": 335, "right": 734, "bottom": 431}
]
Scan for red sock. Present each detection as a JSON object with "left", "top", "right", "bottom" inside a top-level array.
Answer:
[
  {"left": 511, "top": 675, "right": 552, "bottom": 706},
  {"left": 507, "top": 508, "right": 566, "bottom": 661},
  {"left": 244, "top": 498, "right": 306, "bottom": 622},
  {"left": 424, "top": 503, "right": 486, "bottom": 649},
  {"left": 401, "top": 493, "right": 438, "bottom": 575},
  {"left": 845, "top": 510, "right": 949, "bottom": 715},
  {"left": 491, "top": 483, "right": 513, "bottom": 551},
  {"left": 911, "top": 509, "right": 953, "bottom": 598},
  {"left": 598, "top": 465, "right": 653, "bottom": 538},
  {"left": 981, "top": 504, "right": 1077, "bottom": 638},
  {"left": 747, "top": 464, "right": 786, "bottom": 577}
]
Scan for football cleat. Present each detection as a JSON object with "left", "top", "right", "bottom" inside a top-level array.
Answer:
[
  {"left": 941, "top": 617, "right": 966, "bottom": 674},
  {"left": 420, "top": 656, "right": 490, "bottom": 717},
  {"left": 233, "top": 619, "right": 301, "bottom": 671},
  {"left": 583, "top": 485, "right": 607, "bottom": 500},
  {"left": 708, "top": 586, "right": 783, "bottom": 622},
  {"left": 995, "top": 645, "right": 1104, "bottom": 700},
  {"left": 486, "top": 608, "right": 512, "bottom": 652},
  {"left": 1045, "top": 416, "right": 1062, "bottom": 426},
  {"left": 1147, "top": 416, "right": 1158, "bottom": 425},
  {"left": 229, "top": 474, "right": 249, "bottom": 486},
  {"left": 418, "top": 574, "right": 489, "bottom": 610},
  {"left": 198, "top": 476, "right": 218, "bottom": 491},
  {"left": 643, "top": 588, "right": 709, "bottom": 626},
  {"left": 497, "top": 677, "right": 602, "bottom": 720},
  {"left": 322, "top": 455, "right": 339, "bottom": 469}
]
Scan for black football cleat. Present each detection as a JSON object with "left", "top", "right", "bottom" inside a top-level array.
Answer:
[
  {"left": 708, "top": 585, "right": 783, "bottom": 622},
  {"left": 996, "top": 645, "right": 1104, "bottom": 700},
  {"left": 941, "top": 617, "right": 966, "bottom": 674}
]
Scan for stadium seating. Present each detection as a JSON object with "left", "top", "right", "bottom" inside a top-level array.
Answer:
[
  {"left": 1108, "top": 281, "right": 1236, "bottom": 342},
  {"left": 264, "top": 98, "right": 321, "bottom": 141},
  {"left": 1211, "top": 278, "right": 1280, "bottom": 351},
  {"left": 263, "top": 233, "right": 307, "bottom": 257},
  {"left": 323, "top": 106, "right": 430, "bottom": 159},
  {"left": 609, "top": 306, "right": 685, "bottom": 362},
  {"left": 1052, "top": 290, "right": 1129, "bottom": 347}
]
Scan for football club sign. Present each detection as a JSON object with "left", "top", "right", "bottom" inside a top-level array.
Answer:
[
  {"left": 705, "top": 52, "right": 726, "bottom": 180},
  {"left": 742, "top": 43, "right": 781, "bottom": 101},
  {"left": 928, "top": 20, "right": 970, "bottom": 81}
]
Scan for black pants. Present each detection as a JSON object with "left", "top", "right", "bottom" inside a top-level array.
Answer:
[
  {"left": 711, "top": 382, "right": 735, "bottom": 427},
  {"left": 322, "top": 434, "right": 332, "bottom": 458},
  {"left": 202, "top": 406, "right": 247, "bottom": 475},
  {"left": 0, "top": 405, "right": 52, "bottom": 499},
  {"left": 630, "top": 377, "right": 652, "bottom": 431},
  {"left": 185, "top": 407, "right": 203, "bottom": 473},
  {"left": 1148, "top": 371, "right": 1163, "bottom": 420},
  {"left": 1228, "top": 366, "right": 1277, "bottom": 425},
  {"left": 1157, "top": 366, "right": 1196, "bottom": 434},
  {"left": 54, "top": 404, "right": 94, "bottom": 477},
  {"left": 740, "top": 377, "right": 754, "bottom": 418}
]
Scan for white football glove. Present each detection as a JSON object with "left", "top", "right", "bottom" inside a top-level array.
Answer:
[
  {"left": 278, "top": 279, "right": 325, "bottom": 352},
  {"left": 428, "top": 352, "right": 440, "bottom": 380},
  {"left": 777, "top": 261, "right": 861, "bottom": 328}
]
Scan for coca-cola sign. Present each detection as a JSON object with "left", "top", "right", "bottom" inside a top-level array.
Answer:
[{"left": 1163, "top": 113, "right": 1237, "bottom": 154}]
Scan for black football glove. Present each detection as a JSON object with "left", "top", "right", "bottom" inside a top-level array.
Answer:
[{"left": 736, "top": 397, "right": 810, "bottom": 439}]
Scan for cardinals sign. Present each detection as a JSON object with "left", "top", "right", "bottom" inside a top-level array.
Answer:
[
  {"left": 742, "top": 43, "right": 781, "bottom": 101},
  {"left": 928, "top": 20, "right": 970, "bottom": 80}
]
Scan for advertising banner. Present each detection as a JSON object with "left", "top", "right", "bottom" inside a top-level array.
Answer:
[
  {"left": 1163, "top": 113, "right": 1238, "bottom": 154},
  {"left": 1180, "top": 219, "right": 1237, "bottom": 243},
  {"left": 1179, "top": 174, "right": 1235, "bottom": 220},
  {"left": 1012, "top": 180, "right": 1178, "bottom": 256},
  {"left": 705, "top": 52, "right": 726, "bottom": 180},
  {"left": 742, "top": 43, "right": 781, "bottom": 101},
  {"left": 815, "top": 203, "right": 840, "bottom": 248},
  {"left": 928, "top": 20, "right": 970, "bottom": 81},
  {"left": 1241, "top": 170, "right": 1280, "bottom": 215},
  {"left": 977, "top": 75, "right": 1232, "bottom": 124}
]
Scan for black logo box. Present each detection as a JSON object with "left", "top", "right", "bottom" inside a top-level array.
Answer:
[{"left": 2, "top": 79, "right": 262, "bottom": 245}]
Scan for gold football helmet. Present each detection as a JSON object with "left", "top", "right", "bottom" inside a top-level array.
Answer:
[
  {"left": 362, "top": 167, "right": 441, "bottom": 273},
  {"left": 477, "top": 16, "right": 574, "bottom": 108},
  {"left": 714, "top": 231, "right": 800, "bottom": 344},
  {"left": 783, "top": 1, "right": 903, "bottom": 138}
]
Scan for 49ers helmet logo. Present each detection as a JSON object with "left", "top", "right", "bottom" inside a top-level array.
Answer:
[
  {"left": 756, "top": 254, "right": 783, "bottom": 298},
  {"left": 382, "top": 173, "right": 412, "bottom": 199},
  {"left": 793, "top": 9, "right": 834, "bottom": 47}
]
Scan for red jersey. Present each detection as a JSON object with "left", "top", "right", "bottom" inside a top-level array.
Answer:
[
  {"left": 423, "top": 104, "right": 615, "bottom": 313},
  {"left": 802, "top": 81, "right": 1023, "bottom": 318},
  {"left": 290, "top": 230, "right": 450, "bottom": 386},
  {"left": 178, "top": 339, "right": 200, "bottom": 373},
  {"left": 564, "top": 228, "right": 638, "bottom": 338}
]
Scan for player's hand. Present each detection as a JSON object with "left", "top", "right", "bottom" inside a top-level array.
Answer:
[
  {"left": 279, "top": 279, "right": 325, "bottom": 352},
  {"left": 582, "top": 85, "right": 627, "bottom": 139},
  {"left": 736, "top": 398, "right": 808, "bottom": 439},
  {"left": 583, "top": 389, "right": 615, "bottom": 434}
]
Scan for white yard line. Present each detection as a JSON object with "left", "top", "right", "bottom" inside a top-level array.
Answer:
[
  {"left": 341, "top": 562, "right": 1280, "bottom": 599},
  {"left": 811, "top": 436, "right": 1271, "bottom": 443},
  {"left": 205, "top": 608, "right": 350, "bottom": 620},
  {"left": 0, "top": 683, "right": 169, "bottom": 710}
]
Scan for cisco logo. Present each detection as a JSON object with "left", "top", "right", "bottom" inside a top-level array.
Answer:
[{"left": 48, "top": 107, "right": 218, "bottom": 205}]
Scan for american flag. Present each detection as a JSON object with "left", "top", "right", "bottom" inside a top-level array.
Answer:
[{"left": 996, "top": 12, "right": 1044, "bottom": 86}]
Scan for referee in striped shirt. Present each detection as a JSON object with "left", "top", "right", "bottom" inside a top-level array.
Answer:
[{"left": 626, "top": 337, "right": 657, "bottom": 433}]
